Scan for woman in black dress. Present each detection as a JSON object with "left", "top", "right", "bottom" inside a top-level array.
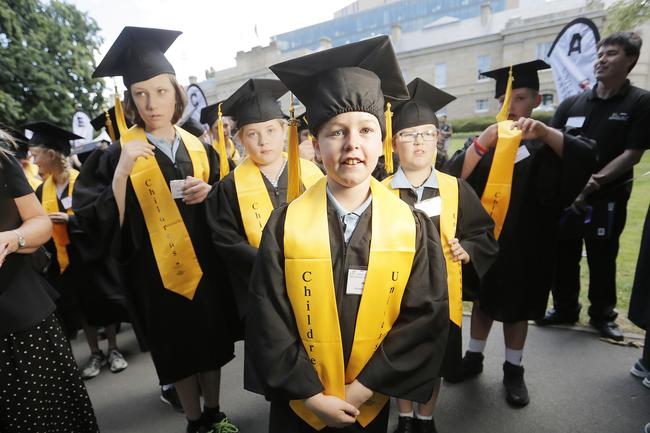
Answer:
[{"left": 0, "top": 129, "right": 99, "bottom": 433}]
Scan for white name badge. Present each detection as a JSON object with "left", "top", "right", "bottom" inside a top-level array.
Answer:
[
  {"left": 515, "top": 145, "right": 531, "bottom": 164},
  {"left": 415, "top": 196, "right": 442, "bottom": 217},
  {"left": 565, "top": 116, "right": 586, "bottom": 128},
  {"left": 61, "top": 196, "right": 72, "bottom": 210},
  {"left": 346, "top": 267, "right": 367, "bottom": 295},
  {"left": 170, "top": 180, "right": 185, "bottom": 199}
]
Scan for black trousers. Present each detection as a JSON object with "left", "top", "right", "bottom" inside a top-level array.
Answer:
[{"left": 552, "top": 199, "right": 628, "bottom": 322}]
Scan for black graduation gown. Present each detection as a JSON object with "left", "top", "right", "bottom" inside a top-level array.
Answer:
[
  {"left": 205, "top": 166, "right": 289, "bottom": 324},
  {"left": 244, "top": 201, "right": 449, "bottom": 433},
  {"left": 443, "top": 132, "right": 597, "bottom": 322},
  {"left": 72, "top": 139, "right": 236, "bottom": 384},
  {"left": 629, "top": 204, "right": 650, "bottom": 330},
  {"left": 371, "top": 154, "right": 400, "bottom": 181},
  {"left": 394, "top": 178, "right": 498, "bottom": 378}
]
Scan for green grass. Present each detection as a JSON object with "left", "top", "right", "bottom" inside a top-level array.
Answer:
[{"left": 452, "top": 132, "right": 649, "bottom": 334}]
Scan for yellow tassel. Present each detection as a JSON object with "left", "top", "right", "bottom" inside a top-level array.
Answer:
[
  {"left": 113, "top": 85, "right": 128, "bottom": 138},
  {"left": 287, "top": 94, "right": 302, "bottom": 202},
  {"left": 496, "top": 66, "right": 513, "bottom": 123},
  {"left": 104, "top": 109, "right": 116, "bottom": 142},
  {"left": 383, "top": 102, "right": 394, "bottom": 174},
  {"left": 212, "top": 103, "right": 231, "bottom": 179}
]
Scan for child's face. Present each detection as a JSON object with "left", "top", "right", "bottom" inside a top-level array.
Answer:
[
  {"left": 239, "top": 119, "right": 286, "bottom": 167},
  {"left": 315, "top": 111, "right": 382, "bottom": 188},
  {"left": 393, "top": 124, "right": 438, "bottom": 172}
]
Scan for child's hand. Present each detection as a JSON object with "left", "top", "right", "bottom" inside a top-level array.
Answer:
[
  {"left": 449, "top": 238, "right": 470, "bottom": 264},
  {"left": 345, "top": 380, "right": 373, "bottom": 408},
  {"left": 304, "top": 393, "right": 359, "bottom": 428}
]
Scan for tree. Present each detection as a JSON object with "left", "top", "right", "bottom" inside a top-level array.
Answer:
[
  {"left": 605, "top": 0, "right": 650, "bottom": 34},
  {"left": 0, "top": 0, "right": 105, "bottom": 129}
]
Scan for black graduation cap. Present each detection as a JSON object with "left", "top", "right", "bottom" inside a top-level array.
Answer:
[
  {"left": 93, "top": 27, "right": 181, "bottom": 88},
  {"left": 219, "top": 79, "right": 287, "bottom": 128},
  {"left": 297, "top": 113, "right": 310, "bottom": 132},
  {"left": 392, "top": 78, "right": 456, "bottom": 133},
  {"left": 91, "top": 106, "right": 132, "bottom": 141},
  {"left": 179, "top": 117, "right": 205, "bottom": 138},
  {"left": 22, "top": 121, "right": 82, "bottom": 156},
  {"left": 200, "top": 104, "right": 219, "bottom": 128},
  {"left": 270, "top": 35, "right": 408, "bottom": 138},
  {"left": 1, "top": 126, "right": 30, "bottom": 159},
  {"left": 481, "top": 59, "right": 551, "bottom": 98}
]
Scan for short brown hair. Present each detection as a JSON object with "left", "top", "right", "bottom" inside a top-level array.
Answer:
[
  {"left": 124, "top": 74, "right": 188, "bottom": 128},
  {"left": 598, "top": 32, "right": 642, "bottom": 72}
]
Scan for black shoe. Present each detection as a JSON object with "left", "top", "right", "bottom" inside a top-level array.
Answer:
[
  {"left": 160, "top": 386, "right": 184, "bottom": 413},
  {"left": 393, "top": 416, "right": 415, "bottom": 433},
  {"left": 502, "top": 361, "right": 529, "bottom": 407},
  {"left": 414, "top": 418, "right": 437, "bottom": 433},
  {"left": 445, "top": 351, "right": 484, "bottom": 383},
  {"left": 589, "top": 319, "right": 623, "bottom": 341},
  {"left": 535, "top": 308, "right": 579, "bottom": 326}
]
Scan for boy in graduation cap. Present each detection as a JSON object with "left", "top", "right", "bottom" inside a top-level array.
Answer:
[
  {"left": 201, "top": 103, "right": 242, "bottom": 165},
  {"left": 205, "top": 78, "right": 323, "bottom": 326},
  {"left": 245, "top": 36, "right": 449, "bottom": 433},
  {"left": 443, "top": 60, "right": 597, "bottom": 406},
  {"left": 72, "top": 27, "right": 239, "bottom": 433},
  {"left": 382, "top": 78, "right": 498, "bottom": 433},
  {"left": 26, "top": 121, "right": 134, "bottom": 379}
]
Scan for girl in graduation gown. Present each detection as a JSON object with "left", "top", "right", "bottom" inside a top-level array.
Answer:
[
  {"left": 246, "top": 36, "right": 450, "bottom": 433},
  {"left": 382, "top": 78, "right": 498, "bottom": 433},
  {"left": 205, "top": 79, "right": 323, "bottom": 324},
  {"left": 73, "top": 27, "right": 238, "bottom": 433},
  {"left": 27, "top": 122, "right": 132, "bottom": 379}
]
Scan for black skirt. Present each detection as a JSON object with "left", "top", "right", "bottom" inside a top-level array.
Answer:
[{"left": 0, "top": 314, "right": 99, "bottom": 433}]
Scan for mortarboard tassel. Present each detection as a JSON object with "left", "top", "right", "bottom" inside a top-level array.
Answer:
[
  {"left": 104, "top": 109, "right": 116, "bottom": 142},
  {"left": 496, "top": 66, "right": 513, "bottom": 123},
  {"left": 383, "top": 102, "right": 394, "bottom": 174},
  {"left": 214, "top": 103, "right": 231, "bottom": 179},
  {"left": 287, "top": 94, "right": 302, "bottom": 202},
  {"left": 113, "top": 83, "right": 129, "bottom": 137}
]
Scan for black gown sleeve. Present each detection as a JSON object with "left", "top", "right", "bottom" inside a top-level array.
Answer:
[
  {"left": 244, "top": 206, "right": 324, "bottom": 401},
  {"left": 356, "top": 210, "right": 449, "bottom": 403}
]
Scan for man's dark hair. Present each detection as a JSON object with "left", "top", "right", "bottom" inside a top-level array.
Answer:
[{"left": 597, "top": 32, "right": 643, "bottom": 72}]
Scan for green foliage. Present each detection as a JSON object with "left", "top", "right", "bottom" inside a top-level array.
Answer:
[
  {"left": 0, "top": 0, "right": 105, "bottom": 128},
  {"left": 605, "top": 0, "right": 650, "bottom": 34},
  {"left": 452, "top": 111, "right": 555, "bottom": 133}
]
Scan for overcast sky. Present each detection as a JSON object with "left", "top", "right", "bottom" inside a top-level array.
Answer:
[{"left": 67, "top": 0, "right": 353, "bottom": 86}]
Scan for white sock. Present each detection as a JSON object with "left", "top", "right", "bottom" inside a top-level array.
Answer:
[
  {"left": 416, "top": 413, "right": 433, "bottom": 420},
  {"left": 399, "top": 411, "right": 414, "bottom": 418},
  {"left": 505, "top": 348, "right": 523, "bottom": 366},
  {"left": 468, "top": 338, "right": 487, "bottom": 353}
]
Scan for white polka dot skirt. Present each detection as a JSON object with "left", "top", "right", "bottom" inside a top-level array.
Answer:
[{"left": 0, "top": 314, "right": 99, "bottom": 433}]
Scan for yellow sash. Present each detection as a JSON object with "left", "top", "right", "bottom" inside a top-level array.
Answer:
[
  {"left": 382, "top": 170, "right": 462, "bottom": 327},
  {"left": 42, "top": 169, "right": 79, "bottom": 273},
  {"left": 480, "top": 121, "right": 522, "bottom": 239},
  {"left": 228, "top": 138, "right": 241, "bottom": 165},
  {"left": 284, "top": 177, "right": 416, "bottom": 430},
  {"left": 24, "top": 162, "right": 42, "bottom": 190},
  {"left": 121, "top": 125, "right": 209, "bottom": 300},
  {"left": 233, "top": 156, "right": 323, "bottom": 248}
]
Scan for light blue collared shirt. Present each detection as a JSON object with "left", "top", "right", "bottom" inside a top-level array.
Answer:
[
  {"left": 326, "top": 186, "right": 373, "bottom": 243},
  {"left": 145, "top": 131, "right": 181, "bottom": 163},
  {"left": 390, "top": 166, "right": 438, "bottom": 203}
]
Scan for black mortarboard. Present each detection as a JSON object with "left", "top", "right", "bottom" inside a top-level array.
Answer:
[
  {"left": 23, "top": 121, "right": 82, "bottom": 156},
  {"left": 180, "top": 117, "right": 205, "bottom": 138},
  {"left": 393, "top": 78, "right": 456, "bottom": 133},
  {"left": 218, "top": 79, "right": 287, "bottom": 128},
  {"left": 200, "top": 104, "right": 219, "bottom": 127},
  {"left": 91, "top": 106, "right": 132, "bottom": 141},
  {"left": 481, "top": 59, "right": 551, "bottom": 98},
  {"left": 93, "top": 27, "right": 181, "bottom": 88},
  {"left": 270, "top": 35, "right": 408, "bottom": 138},
  {"left": 2, "top": 126, "right": 30, "bottom": 159}
]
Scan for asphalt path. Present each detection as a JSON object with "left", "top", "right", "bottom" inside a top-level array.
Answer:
[{"left": 71, "top": 318, "right": 650, "bottom": 433}]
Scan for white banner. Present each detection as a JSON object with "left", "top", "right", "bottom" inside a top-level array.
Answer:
[
  {"left": 71, "top": 111, "right": 93, "bottom": 148},
  {"left": 547, "top": 18, "right": 600, "bottom": 103},
  {"left": 185, "top": 84, "right": 208, "bottom": 124}
]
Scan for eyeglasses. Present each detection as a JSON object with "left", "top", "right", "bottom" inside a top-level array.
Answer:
[{"left": 398, "top": 130, "right": 437, "bottom": 143}]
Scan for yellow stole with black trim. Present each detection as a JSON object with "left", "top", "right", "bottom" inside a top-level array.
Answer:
[
  {"left": 480, "top": 121, "right": 521, "bottom": 239},
  {"left": 383, "top": 169, "right": 462, "bottom": 327},
  {"left": 42, "top": 169, "right": 79, "bottom": 273},
  {"left": 284, "top": 177, "right": 416, "bottom": 430},
  {"left": 24, "top": 162, "right": 42, "bottom": 190},
  {"left": 233, "top": 155, "right": 323, "bottom": 248},
  {"left": 121, "top": 125, "right": 210, "bottom": 300}
]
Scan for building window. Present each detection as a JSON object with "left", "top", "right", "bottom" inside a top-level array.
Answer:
[
  {"left": 536, "top": 42, "right": 553, "bottom": 61},
  {"left": 434, "top": 63, "right": 447, "bottom": 88},
  {"left": 541, "top": 93, "right": 554, "bottom": 107},
  {"left": 475, "top": 99, "right": 489, "bottom": 113},
  {"left": 477, "top": 55, "right": 491, "bottom": 80}
]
